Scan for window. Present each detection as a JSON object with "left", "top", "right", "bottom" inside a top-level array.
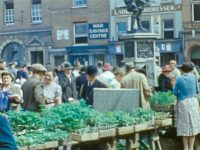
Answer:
[
  {"left": 193, "top": 4, "right": 200, "bottom": 21},
  {"left": 73, "top": 0, "right": 87, "bottom": 7},
  {"left": 31, "top": 0, "right": 42, "bottom": 23},
  {"left": 74, "top": 23, "right": 88, "bottom": 44},
  {"left": 161, "top": 0, "right": 174, "bottom": 4},
  {"left": 4, "top": 2, "right": 14, "bottom": 24},
  {"left": 117, "top": 22, "right": 127, "bottom": 34},
  {"left": 163, "top": 19, "right": 174, "bottom": 39},
  {"left": 141, "top": 21, "right": 150, "bottom": 30}
]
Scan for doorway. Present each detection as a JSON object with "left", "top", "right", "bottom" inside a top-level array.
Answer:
[
  {"left": 190, "top": 46, "right": 200, "bottom": 66},
  {"left": 31, "top": 51, "right": 43, "bottom": 64},
  {"left": 2, "top": 42, "right": 24, "bottom": 64}
]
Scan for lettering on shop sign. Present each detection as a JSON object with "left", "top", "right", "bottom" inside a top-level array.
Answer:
[
  {"left": 112, "top": 4, "right": 182, "bottom": 16},
  {"left": 88, "top": 23, "right": 109, "bottom": 40}
]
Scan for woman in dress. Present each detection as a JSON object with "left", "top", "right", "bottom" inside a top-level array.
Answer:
[
  {"left": 31, "top": 70, "right": 62, "bottom": 110},
  {"left": 173, "top": 63, "right": 200, "bottom": 150}
]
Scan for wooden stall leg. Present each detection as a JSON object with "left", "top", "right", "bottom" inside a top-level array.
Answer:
[
  {"left": 105, "top": 138, "right": 117, "bottom": 150},
  {"left": 126, "top": 133, "right": 139, "bottom": 150}
]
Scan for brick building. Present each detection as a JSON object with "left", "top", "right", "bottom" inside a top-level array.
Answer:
[
  {"left": 0, "top": 0, "right": 110, "bottom": 67},
  {"left": 182, "top": 0, "right": 200, "bottom": 66}
]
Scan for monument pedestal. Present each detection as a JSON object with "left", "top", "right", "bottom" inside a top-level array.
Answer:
[{"left": 118, "top": 32, "right": 159, "bottom": 68}]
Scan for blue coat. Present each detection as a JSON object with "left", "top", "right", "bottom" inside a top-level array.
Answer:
[{"left": 0, "top": 115, "right": 18, "bottom": 149}]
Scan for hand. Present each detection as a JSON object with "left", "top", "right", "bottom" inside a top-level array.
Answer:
[
  {"left": 9, "top": 94, "right": 21, "bottom": 102},
  {"left": 54, "top": 98, "right": 62, "bottom": 105}
]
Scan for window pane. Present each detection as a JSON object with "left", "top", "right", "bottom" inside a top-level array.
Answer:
[
  {"left": 73, "top": 0, "right": 87, "bottom": 7},
  {"left": 32, "top": 0, "right": 41, "bottom": 4},
  {"left": 141, "top": 21, "right": 150, "bottom": 30},
  {"left": 75, "top": 37, "right": 88, "bottom": 44},
  {"left": 5, "top": 2, "right": 14, "bottom": 24},
  {"left": 5, "top": 2, "right": 13, "bottom": 9},
  {"left": 75, "top": 24, "right": 87, "bottom": 34},
  {"left": 164, "top": 31, "right": 174, "bottom": 39},
  {"left": 194, "top": 4, "right": 200, "bottom": 21},
  {"left": 117, "top": 22, "right": 127, "bottom": 33},
  {"left": 32, "top": 4, "right": 42, "bottom": 22},
  {"left": 163, "top": 19, "right": 173, "bottom": 29}
]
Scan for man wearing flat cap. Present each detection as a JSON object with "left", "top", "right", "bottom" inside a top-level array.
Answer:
[
  {"left": 22, "top": 63, "right": 47, "bottom": 112},
  {"left": 121, "top": 62, "right": 151, "bottom": 109},
  {"left": 58, "top": 62, "right": 77, "bottom": 102}
]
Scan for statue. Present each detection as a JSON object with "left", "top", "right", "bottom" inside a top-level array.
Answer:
[{"left": 124, "top": 0, "right": 149, "bottom": 32}]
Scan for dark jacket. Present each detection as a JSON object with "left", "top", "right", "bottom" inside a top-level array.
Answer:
[
  {"left": 22, "top": 76, "right": 45, "bottom": 112},
  {"left": 81, "top": 80, "right": 106, "bottom": 106},
  {"left": 76, "top": 73, "right": 87, "bottom": 98},
  {"left": 58, "top": 73, "right": 77, "bottom": 102},
  {"left": 0, "top": 115, "right": 18, "bottom": 150},
  {"left": 157, "top": 73, "right": 173, "bottom": 92},
  {"left": 16, "top": 70, "right": 29, "bottom": 79}
]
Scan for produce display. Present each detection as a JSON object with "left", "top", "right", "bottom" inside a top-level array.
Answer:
[
  {"left": 5, "top": 100, "right": 171, "bottom": 148},
  {"left": 150, "top": 91, "right": 176, "bottom": 112}
]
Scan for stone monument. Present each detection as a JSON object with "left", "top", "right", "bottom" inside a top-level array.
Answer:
[{"left": 119, "top": 0, "right": 159, "bottom": 70}]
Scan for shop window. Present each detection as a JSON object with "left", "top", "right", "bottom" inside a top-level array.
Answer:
[
  {"left": 31, "top": 0, "right": 42, "bottom": 23},
  {"left": 117, "top": 22, "right": 127, "bottom": 34},
  {"left": 74, "top": 23, "right": 88, "bottom": 45},
  {"left": 4, "top": 2, "right": 14, "bottom": 24},
  {"left": 163, "top": 19, "right": 174, "bottom": 39},
  {"left": 193, "top": 4, "right": 200, "bottom": 21},
  {"left": 73, "top": 0, "right": 87, "bottom": 7},
  {"left": 141, "top": 21, "right": 150, "bottom": 30}
]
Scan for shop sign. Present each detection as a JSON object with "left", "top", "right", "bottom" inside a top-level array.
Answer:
[
  {"left": 112, "top": 4, "right": 182, "bottom": 16},
  {"left": 89, "top": 23, "right": 109, "bottom": 40}
]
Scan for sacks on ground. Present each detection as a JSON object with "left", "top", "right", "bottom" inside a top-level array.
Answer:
[{"left": 96, "top": 71, "right": 121, "bottom": 89}]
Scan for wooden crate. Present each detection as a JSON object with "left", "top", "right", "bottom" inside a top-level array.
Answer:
[
  {"left": 134, "top": 123, "right": 148, "bottom": 132},
  {"left": 71, "top": 132, "right": 99, "bottom": 142},
  {"left": 29, "top": 141, "right": 58, "bottom": 150},
  {"left": 99, "top": 128, "right": 116, "bottom": 138},
  {"left": 155, "top": 118, "right": 172, "bottom": 127},
  {"left": 19, "top": 146, "right": 29, "bottom": 150},
  {"left": 117, "top": 126, "right": 134, "bottom": 135}
]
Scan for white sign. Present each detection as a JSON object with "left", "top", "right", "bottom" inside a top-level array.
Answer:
[
  {"left": 57, "top": 30, "right": 69, "bottom": 40},
  {"left": 146, "top": 59, "right": 156, "bottom": 86},
  {"left": 166, "top": 43, "right": 171, "bottom": 51}
]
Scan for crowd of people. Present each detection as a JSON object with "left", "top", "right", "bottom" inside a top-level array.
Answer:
[{"left": 0, "top": 58, "right": 200, "bottom": 149}]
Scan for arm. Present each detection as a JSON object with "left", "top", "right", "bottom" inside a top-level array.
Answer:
[
  {"left": 141, "top": 74, "right": 151, "bottom": 99},
  {"left": 33, "top": 83, "right": 46, "bottom": 106},
  {"left": 173, "top": 78, "right": 179, "bottom": 97},
  {"left": 0, "top": 115, "right": 18, "bottom": 149},
  {"left": 54, "top": 85, "right": 62, "bottom": 105}
]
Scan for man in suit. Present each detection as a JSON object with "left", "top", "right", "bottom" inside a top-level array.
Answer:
[
  {"left": 58, "top": 62, "right": 77, "bottom": 102},
  {"left": 22, "top": 63, "right": 47, "bottom": 112},
  {"left": 0, "top": 115, "right": 18, "bottom": 149},
  {"left": 80, "top": 65, "right": 106, "bottom": 106}
]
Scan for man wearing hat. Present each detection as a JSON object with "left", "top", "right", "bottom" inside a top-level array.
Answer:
[
  {"left": 58, "top": 62, "right": 77, "bottom": 102},
  {"left": 80, "top": 65, "right": 106, "bottom": 106},
  {"left": 16, "top": 64, "right": 29, "bottom": 85},
  {"left": 22, "top": 63, "right": 47, "bottom": 112},
  {"left": 121, "top": 62, "right": 151, "bottom": 109}
]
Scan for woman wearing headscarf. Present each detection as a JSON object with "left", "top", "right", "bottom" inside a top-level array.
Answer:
[{"left": 173, "top": 63, "right": 200, "bottom": 150}]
